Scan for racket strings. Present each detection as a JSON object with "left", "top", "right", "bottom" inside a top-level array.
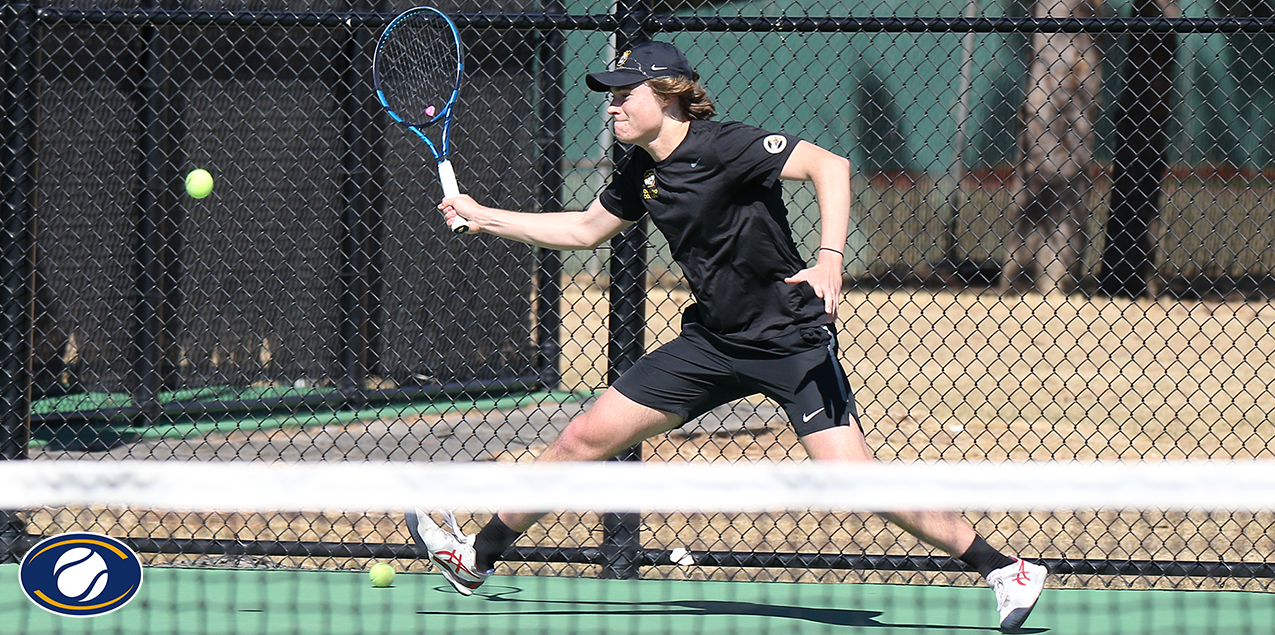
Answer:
[{"left": 377, "top": 13, "right": 460, "bottom": 126}]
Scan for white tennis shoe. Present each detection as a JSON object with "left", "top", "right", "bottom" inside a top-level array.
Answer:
[
  {"left": 407, "top": 509, "right": 490, "bottom": 596},
  {"left": 987, "top": 558, "right": 1047, "bottom": 631}
]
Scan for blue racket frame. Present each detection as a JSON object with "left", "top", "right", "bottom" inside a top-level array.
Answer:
[{"left": 372, "top": 6, "right": 469, "bottom": 232}]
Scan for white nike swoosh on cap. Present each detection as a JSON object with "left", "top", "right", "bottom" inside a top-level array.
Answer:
[{"left": 650, "top": 65, "right": 668, "bottom": 70}]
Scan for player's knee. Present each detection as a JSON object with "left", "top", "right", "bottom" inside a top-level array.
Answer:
[{"left": 551, "top": 414, "right": 623, "bottom": 461}]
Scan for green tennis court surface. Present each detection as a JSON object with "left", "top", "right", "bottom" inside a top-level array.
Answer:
[{"left": 3, "top": 565, "right": 1270, "bottom": 634}]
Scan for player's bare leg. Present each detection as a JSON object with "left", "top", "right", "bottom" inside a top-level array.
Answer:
[
  {"left": 411, "top": 387, "right": 681, "bottom": 594},
  {"left": 498, "top": 387, "right": 684, "bottom": 532},
  {"left": 799, "top": 424, "right": 977, "bottom": 555},
  {"left": 800, "top": 423, "right": 1047, "bottom": 630}
]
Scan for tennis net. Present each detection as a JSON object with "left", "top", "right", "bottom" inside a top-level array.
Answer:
[{"left": 2, "top": 459, "right": 1273, "bottom": 634}]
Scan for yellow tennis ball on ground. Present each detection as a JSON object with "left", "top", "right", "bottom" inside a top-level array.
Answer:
[
  {"left": 185, "top": 169, "right": 214, "bottom": 199},
  {"left": 369, "top": 562, "right": 395, "bottom": 588}
]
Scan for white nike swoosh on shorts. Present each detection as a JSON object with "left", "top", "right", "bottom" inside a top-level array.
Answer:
[{"left": 802, "top": 408, "right": 825, "bottom": 423}]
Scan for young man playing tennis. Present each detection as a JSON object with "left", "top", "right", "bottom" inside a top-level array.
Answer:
[{"left": 415, "top": 41, "right": 1047, "bottom": 631}]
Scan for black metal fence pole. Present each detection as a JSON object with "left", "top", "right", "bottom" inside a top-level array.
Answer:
[
  {"left": 133, "top": 9, "right": 165, "bottom": 428},
  {"left": 1, "top": 0, "right": 37, "bottom": 562},
  {"left": 337, "top": 0, "right": 378, "bottom": 402},
  {"left": 600, "top": 0, "right": 651, "bottom": 581},
  {"left": 534, "top": 5, "right": 566, "bottom": 391},
  {"left": 366, "top": 5, "right": 388, "bottom": 388},
  {"left": 133, "top": 3, "right": 188, "bottom": 402},
  {"left": 162, "top": 23, "right": 187, "bottom": 394}
]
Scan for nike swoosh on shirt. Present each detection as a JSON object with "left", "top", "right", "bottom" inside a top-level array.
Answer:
[{"left": 802, "top": 408, "right": 825, "bottom": 423}]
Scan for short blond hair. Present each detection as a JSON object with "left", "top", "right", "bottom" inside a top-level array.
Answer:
[{"left": 648, "top": 76, "right": 716, "bottom": 121}]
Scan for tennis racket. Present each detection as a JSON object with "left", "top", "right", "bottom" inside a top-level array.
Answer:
[{"left": 373, "top": 6, "right": 470, "bottom": 234}]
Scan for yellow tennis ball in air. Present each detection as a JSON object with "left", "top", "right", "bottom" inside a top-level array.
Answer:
[
  {"left": 185, "top": 169, "right": 214, "bottom": 199},
  {"left": 369, "top": 562, "right": 395, "bottom": 588}
]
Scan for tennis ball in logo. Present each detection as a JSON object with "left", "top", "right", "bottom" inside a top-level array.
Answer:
[
  {"left": 54, "top": 547, "right": 110, "bottom": 602},
  {"left": 185, "top": 169, "right": 214, "bottom": 199},
  {"left": 369, "top": 563, "right": 395, "bottom": 587},
  {"left": 20, "top": 532, "right": 144, "bottom": 617}
]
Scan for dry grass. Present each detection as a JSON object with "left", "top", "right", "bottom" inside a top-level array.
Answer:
[{"left": 561, "top": 280, "right": 1275, "bottom": 461}]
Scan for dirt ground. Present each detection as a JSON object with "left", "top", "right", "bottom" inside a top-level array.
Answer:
[{"left": 562, "top": 280, "right": 1275, "bottom": 458}]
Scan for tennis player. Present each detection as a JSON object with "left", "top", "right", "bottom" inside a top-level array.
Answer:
[{"left": 414, "top": 41, "right": 1047, "bottom": 631}]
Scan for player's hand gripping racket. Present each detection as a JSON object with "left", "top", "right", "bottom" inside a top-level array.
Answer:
[{"left": 373, "top": 6, "right": 470, "bottom": 233}]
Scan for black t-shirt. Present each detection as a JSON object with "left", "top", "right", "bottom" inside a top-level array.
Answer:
[{"left": 599, "top": 119, "right": 830, "bottom": 352}]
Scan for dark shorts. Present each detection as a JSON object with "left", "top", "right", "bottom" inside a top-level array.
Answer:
[{"left": 610, "top": 324, "right": 860, "bottom": 437}]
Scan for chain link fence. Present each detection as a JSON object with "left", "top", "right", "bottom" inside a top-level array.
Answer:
[{"left": 3, "top": 0, "right": 1274, "bottom": 590}]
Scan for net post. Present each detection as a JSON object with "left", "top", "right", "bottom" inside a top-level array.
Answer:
[
  {"left": 534, "top": 11, "right": 566, "bottom": 390},
  {"left": 599, "top": 0, "right": 652, "bottom": 582},
  {"left": 0, "top": 0, "right": 37, "bottom": 562}
]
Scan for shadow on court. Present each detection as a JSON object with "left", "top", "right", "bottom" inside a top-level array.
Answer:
[{"left": 418, "top": 583, "right": 1046, "bottom": 633}]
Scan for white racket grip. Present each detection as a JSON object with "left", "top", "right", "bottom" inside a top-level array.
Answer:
[{"left": 438, "top": 160, "right": 470, "bottom": 234}]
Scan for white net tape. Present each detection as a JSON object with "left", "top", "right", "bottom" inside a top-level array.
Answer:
[{"left": 3, "top": 459, "right": 1274, "bottom": 513}]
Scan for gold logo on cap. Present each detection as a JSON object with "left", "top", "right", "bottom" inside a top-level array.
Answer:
[{"left": 617, "top": 50, "right": 631, "bottom": 67}]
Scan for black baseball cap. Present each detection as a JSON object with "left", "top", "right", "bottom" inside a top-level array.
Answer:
[{"left": 585, "top": 41, "right": 697, "bottom": 92}]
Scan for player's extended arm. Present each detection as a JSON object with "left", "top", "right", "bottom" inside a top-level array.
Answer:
[
  {"left": 780, "top": 140, "right": 852, "bottom": 315},
  {"left": 439, "top": 195, "right": 631, "bottom": 250}
]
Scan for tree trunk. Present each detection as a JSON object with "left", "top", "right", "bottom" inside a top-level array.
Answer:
[
  {"left": 1002, "top": 0, "right": 1103, "bottom": 296},
  {"left": 1099, "top": 0, "right": 1179, "bottom": 299}
]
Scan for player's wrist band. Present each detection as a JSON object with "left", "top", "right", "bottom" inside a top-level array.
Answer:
[{"left": 819, "top": 247, "right": 844, "bottom": 257}]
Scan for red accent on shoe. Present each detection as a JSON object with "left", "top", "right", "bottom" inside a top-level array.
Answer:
[
  {"left": 1010, "top": 559, "right": 1031, "bottom": 585},
  {"left": 431, "top": 551, "right": 483, "bottom": 587}
]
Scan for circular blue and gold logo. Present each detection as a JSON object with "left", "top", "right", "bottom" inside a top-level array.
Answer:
[{"left": 19, "top": 532, "right": 143, "bottom": 617}]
